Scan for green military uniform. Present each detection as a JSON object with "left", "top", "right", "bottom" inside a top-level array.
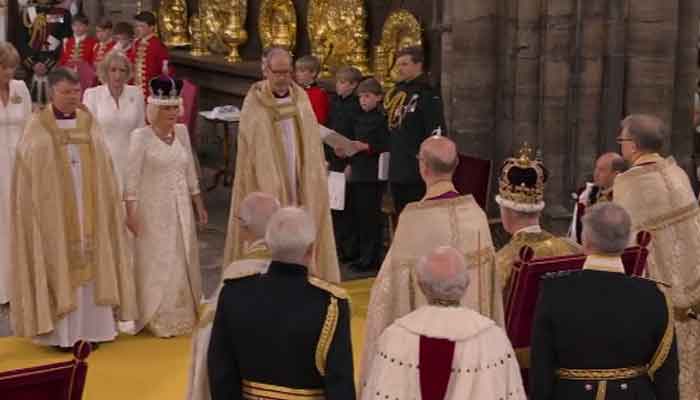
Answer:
[{"left": 208, "top": 261, "right": 355, "bottom": 400}]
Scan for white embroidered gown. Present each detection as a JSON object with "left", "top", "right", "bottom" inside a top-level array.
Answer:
[
  {"left": 125, "top": 124, "right": 202, "bottom": 337},
  {"left": 0, "top": 79, "right": 31, "bottom": 304},
  {"left": 83, "top": 84, "right": 145, "bottom": 190}
]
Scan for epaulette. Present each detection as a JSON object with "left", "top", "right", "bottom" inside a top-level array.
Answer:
[
  {"left": 632, "top": 275, "right": 672, "bottom": 288},
  {"left": 223, "top": 270, "right": 261, "bottom": 282},
  {"left": 542, "top": 270, "right": 581, "bottom": 280},
  {"left": 308, "top": 276, "right": 349, "bottom": 300}
]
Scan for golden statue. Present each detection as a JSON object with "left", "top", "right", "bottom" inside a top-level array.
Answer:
[
  {"left": 259, "top": 0, "right": 297, "bottom": 52},
  {"left": 189, "top": 13, "right": 210, "bottom": 57},
  {"left": 221, "top": 0, "right": 248, "bottom": 63},
  {"left": 158, "top": 0, "right": 191, "bottom": 47},
  {"left": 307, "top": 0, "right": 370, "bottom": 78},
  {"left": 374, "top": 9, "right": 422, "bottom": 88}
]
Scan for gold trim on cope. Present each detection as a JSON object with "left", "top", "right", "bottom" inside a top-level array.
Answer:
[{"left": 315, "top": 297, "right": 338, "bottom": 376}]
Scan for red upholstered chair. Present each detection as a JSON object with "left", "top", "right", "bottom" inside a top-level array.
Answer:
[
  {"left": 504, "top": 231, "right": 652, "bottom": 390},
  {"left": 178, "top": 79, "right": 200, "bottom": 148},
  {"left": 77, "top": 62, "right": 97, "bottom": 96},
  {"left": 0, "top": 341, "right": 92, "bottom": 400},
  {"left": 452, "top": 153, "right": 491, "bottom": 210}
]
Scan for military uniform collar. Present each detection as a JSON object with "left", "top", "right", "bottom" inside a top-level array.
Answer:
[
  {"left": 422, "top": 180, "right": 457, "bottom": 200},
  {"left": 632, "top": 153, "right": 663, "bottom": 167},
  {"left": 514, "top": 225, "right": 542, "bottom": 235},
  {"left": 266, "top": 261, "right": 308, "bottom": 277},
  {"left": 583, "top": 254, "right": 625, "bottom": 274}
]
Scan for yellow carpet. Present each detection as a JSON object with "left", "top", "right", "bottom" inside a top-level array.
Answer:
[{"left": 0, "top": 278, "right": 373, "bottom": 400}]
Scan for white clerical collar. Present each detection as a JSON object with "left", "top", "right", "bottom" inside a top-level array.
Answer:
[
  {"left": 582, "top": 254, "right": 625, "bottom": 274},
  {"left": 514, "top": 225, "right": 542, "bottom": 235}
]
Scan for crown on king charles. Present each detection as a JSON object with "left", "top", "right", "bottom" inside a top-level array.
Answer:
[
  {"left": 495, "top": 143, "right": 548, "bottom": 213},
  {"left": 147, "top": 75, "right": 183, "bottom": 106}
]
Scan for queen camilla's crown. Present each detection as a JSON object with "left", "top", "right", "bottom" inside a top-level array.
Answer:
[
  {"left": 147, "top": 75, "right": 183, "bottom": 106},
  {"left": 495, "top": 143, "right": 548, "bottom": 212}
]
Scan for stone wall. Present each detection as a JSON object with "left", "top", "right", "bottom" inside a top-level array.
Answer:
[{"left": 441, "top": 0, "right": 700, "bottom": 228}]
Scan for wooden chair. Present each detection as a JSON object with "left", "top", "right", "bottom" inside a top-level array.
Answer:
[
  {"left": 504, "top": 231, "right": 652, "bottom": 390},
  {"left": 0, "top": 341, "right": 92, "bottom": 400}
]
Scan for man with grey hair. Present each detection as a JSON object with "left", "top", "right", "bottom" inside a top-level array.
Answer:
[
  {"left": 224, "top": 46, "right": 340, "bottom": 283},
  {"left": 531, "top": 203, "right": 679, "bottom": 400},
  {"left": 613, "top": 113, "right": 700, "bottom": 397},
  {"left": 11, "top": 67, "right": 137, "bottom": 349},
  {"left": 187, "top": 192, "right": 280, "bottom": 400},
  {"left": 363, "top": 246, "right": 525, "bottom": 400},
  {"left": 209, "top": 207, "right": 354, "bottom": 400}
]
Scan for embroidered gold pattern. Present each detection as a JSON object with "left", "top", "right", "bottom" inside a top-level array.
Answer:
[
  {"left": 242, "top": 379, "right": 325, "bottom": 400},
  {"left": 648, "top": 290, "right": 675, "bottom": 378},
  {"left": 315, "top": 297, "right": 338, "bottom": 376}
]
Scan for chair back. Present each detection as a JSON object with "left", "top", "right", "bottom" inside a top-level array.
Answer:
[
  {"left": 452, "top": 154, "right": 491, "bottom": 210},
  {"left": 179, "top": 79, "right": 199, "bottom": 147},
  {"left": 505, "top": 230, "right": 651, "bottom": 351},
  {"left": 77, "top": 62, "right": 97, "bottom": 95},
  {"left": 0, "top": 341, "right": 92, "bottom": 400}
]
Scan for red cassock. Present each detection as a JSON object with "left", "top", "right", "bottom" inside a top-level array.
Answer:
[
  {"left": 92, "top": 39, "right": 116, "bottom": 67},
  {"left": 304, "top": 84, "right": 329, "bottom": 124},
  {"left": 58, "top": 36, "right": 97, "bottom": 68},
  {"left": 127, "top": 33, "right": 171, "bottom": 97}
]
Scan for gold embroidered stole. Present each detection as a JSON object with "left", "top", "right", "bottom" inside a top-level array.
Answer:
[
  {"left": 40, "top": 107, "right": 97, "bottom": 288},
  {"left": 255, "top": 82, "right": 305, "bottom": 204}
]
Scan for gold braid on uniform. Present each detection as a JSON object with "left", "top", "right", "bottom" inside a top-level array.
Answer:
[
  {"left": 384, "top": 87, "right": 407, "bottom": 130},
  {"left": 315, "top": 297, "right": 338, "bottom": 376},
  {"left": 648, "top": 290, "right": 675, "bottom": 378}
]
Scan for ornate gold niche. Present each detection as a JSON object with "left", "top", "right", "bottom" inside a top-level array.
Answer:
[
  {"left": 259, "top": 0, "right": 297, "bottom": 52},
  {"left": 373, "top": 9, "right": 423, "bottom": 88},
  {"left": 158, "top": 0, "right": 191, "bottom": 47},
  {"left": 307, "top": 0, "right": 370, "bottom": 78},
  {"left": 198, "top": 0, "right": 247, "bottom": 59}
]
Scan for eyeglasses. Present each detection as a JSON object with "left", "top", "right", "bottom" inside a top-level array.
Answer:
[
  {"left": 616, "top": 136, "right": 634, "bottom": 144},
  {"left": 266, "top": 66, "right": 292, "bottom": 76}
]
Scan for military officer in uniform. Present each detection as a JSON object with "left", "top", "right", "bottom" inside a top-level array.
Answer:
[
  {"left": 495, "top": 144, "right": 580, "bottom": 293},
  {"left": 384, "top": 46, "right": 444, "bottom": 214},
  {"left": 530, "top": 202, "right": 679, "bottom": 400},
  {"left": 208, "top": 207, "right": 355, "bottom": 400},
  {"left": 17, "top": 0, "right": 72, "bottom": 105}
]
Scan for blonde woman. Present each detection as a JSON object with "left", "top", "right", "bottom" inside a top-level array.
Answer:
[
  {"left": 83, "top": 51, "right": 145, "bottom": 190},
  {"left": 0, "top": 42, "right": 31, "bottom": 305},
  {"left": 125, "top": 76, "right": 207, "bottom": 338}
]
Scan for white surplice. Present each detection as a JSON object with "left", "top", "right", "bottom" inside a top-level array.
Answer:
[
  {"left": 362, "top": 305, "right": 526, "bottom": 400},
  {"left": 276, "top": 96, "right": 298, "bottom": 204},
  {"left": 0, "top": 79, "right": 31, "bottom": 304},
  {"left": 83, "top": 84, "right": 145, "bottom": 190},
  {"left": 34, "top": 117, "right": 118, "bottom": 346}
]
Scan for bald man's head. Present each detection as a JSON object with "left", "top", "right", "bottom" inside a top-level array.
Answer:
[
  {"left": 594, "top": 152, "right": 625, "bottom": 189},
  {"left": 239, "top": 192, "right": 281, "bottom": 239},
  {"left": 416, "top": 246, "right": 470, "bottom": 303},
  {"left": 419, "top": 136, "right": 459, "bottom": 183}
]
